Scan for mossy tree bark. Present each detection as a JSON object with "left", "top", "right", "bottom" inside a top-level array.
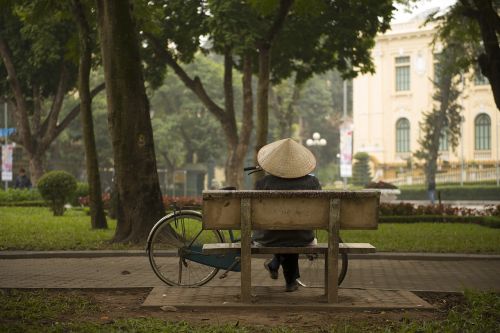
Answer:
[
  {"left": 73, "top": 0, "right": 107, "bottom": 229},
  {"left": 96, "top": 0, "right": 165, "bottom": 242}
]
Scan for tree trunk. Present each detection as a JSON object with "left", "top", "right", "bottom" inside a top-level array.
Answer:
[
  {"left": 466, "top": 0, "right": 500, "bottom": 110},
  {"left": 73, "top": 0, "right": 107, "bottom": 229},
  {"left": 1, "top": 33, "right": 105, "bottom": 186},
  {"left": 253, "top": 46, "right": 271, "bottom": 184},
  {"left": 28, "top": 152, "right": 45, "bottom": 184},
  {"left": 97, "top": 0, "right": 165, "bottom": 243}
]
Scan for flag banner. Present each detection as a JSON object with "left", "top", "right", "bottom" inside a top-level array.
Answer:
[
  {"left": 1, "top": 144, "right": 14, "bottom": 181},
  {"left": 340, "top": 122, "right": 353, "bottom": 178}
]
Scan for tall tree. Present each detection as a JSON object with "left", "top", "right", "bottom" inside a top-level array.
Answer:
[
  {"left": 96, "top": 0, "right": 165, "bottom": 242},
  {"left": 414, "top": 46, "right": 463, "bottom": 189},
  {"left": 252, "top": 0, "right": 394, "bottom": 180},
  {"left": 143, "top": 0, "right": 256, "bottom": 188},
  {"left": 434, "top": 0, "right": 500, "bottom": 110},
  {"left": 72, "top": 0, "right": 107, "bottom": 229},
  {"left": 0, "top": 3, "right": 105, "bottom": 182},
  {"left": 253, "top": 0, "right": 294, "bottom": 180}
]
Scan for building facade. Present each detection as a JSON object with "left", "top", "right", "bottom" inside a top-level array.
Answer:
[{"left": 352, "top": 18, "right": 499, "bottom": 184}]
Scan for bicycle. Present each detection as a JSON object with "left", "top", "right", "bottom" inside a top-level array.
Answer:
[{"left": 146, "top": 167, "right": 348, "bottom": 288}]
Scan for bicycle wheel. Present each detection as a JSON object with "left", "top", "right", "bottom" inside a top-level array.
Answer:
[
  {"left": 297, "top": 237, "right": 348, "bottom": 287},
  {"left": 147, "top": 211, "right": 224, "bottom": 287}
]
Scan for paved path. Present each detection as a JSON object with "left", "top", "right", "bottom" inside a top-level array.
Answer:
[{"left": 1, "top": 253, "right": 499, "bottom": 292}]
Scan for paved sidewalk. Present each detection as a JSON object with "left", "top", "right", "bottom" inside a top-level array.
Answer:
[{"left": 1, "top": 254, "right": 499, "bottom": 292}]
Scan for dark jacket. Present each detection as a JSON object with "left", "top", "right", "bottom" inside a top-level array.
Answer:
[
  {"left": 252, "top": 174, "right": 321, "bottom": 246},
  {"left": 14, "top": 175, "right": 32, "bottom": 189}
]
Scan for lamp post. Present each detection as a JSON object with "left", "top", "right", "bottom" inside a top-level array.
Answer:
[
  {"left": 306, "top": 132, "right": 327, "bottom": 170},
  {"left": 306, "top": 132, "right": 327, "bottom": 148}
]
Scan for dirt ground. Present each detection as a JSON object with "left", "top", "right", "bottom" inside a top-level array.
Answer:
[{"left": 61, "top": 288, "right": 463, "bottom": 330}]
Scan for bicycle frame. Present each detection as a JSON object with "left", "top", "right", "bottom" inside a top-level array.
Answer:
[{"left": 146, "top": 209, "right": 242, "bottom": 272}]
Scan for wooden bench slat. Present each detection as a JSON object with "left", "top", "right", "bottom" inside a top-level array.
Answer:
[{"left": 202, "top": 242, "right": 376, "bottom": 255}]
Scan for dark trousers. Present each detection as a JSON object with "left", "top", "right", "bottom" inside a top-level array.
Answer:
[{"left": 268, "top": 254, "right": 299, "bottom": 284}]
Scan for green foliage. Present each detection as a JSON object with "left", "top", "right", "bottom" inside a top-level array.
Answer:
[
  {"left": 69, "top": 182, "right": 90, "bottom": 206},
  {"left": 0, "top": 1, "right": 78, "bottom": 104},
  {"left": 37, "top": 171, "right": 77, "bottom": 216},
  {"left": 399, "top": 185, "right": 500, "bottom": 201},
  {"left": 1, "top": 288, "right": 500, "bottom": 332},
  {"left": 3, "top": 207, "right": 500, "bottom": 253},
  {"left": 414, "top": 45, "right": 463, "bottom": 187},
  {"left": 380, "top": 215, "right": 500, "bottom": 228},
  {"left": 351, "top": 152, "right": 372, "bottom": 186},
  {"left": 0, "top": 189, "right": 42, "bottom": 203},
  {"left": 339, "top": 223, "right": 500, "bottom": 253},
  {"left": 0, "top": 207, "right": 122, "bottom": 250}
]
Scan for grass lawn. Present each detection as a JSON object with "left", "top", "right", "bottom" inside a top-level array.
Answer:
[
  {"left": 0, "top": 207, "right": 132, "bottom": 250},
  {"left": 1, "top": 207, "right": 500, "bottom": 253},
  {"left": 1, "top": 289, "right": 499, "bottom": 332}
]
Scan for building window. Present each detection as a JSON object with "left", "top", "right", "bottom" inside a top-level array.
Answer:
[
  {"left": 475, "top": 114, "right": 491, "bottom": 150},
  {"left": 439, "top": 128, "right": 448, "bottom": 151},
  {"left": 396, "top": 118, "right": 410, "bottom": 153},
  {"left": 474, "top": 68, "right": 488, "bottom": 85},
  {"left": 395, "top": 56, "right": 410, "bottom": 91},
  {"left": 433, "top": 53, "right": 441, "bottom": 85}
]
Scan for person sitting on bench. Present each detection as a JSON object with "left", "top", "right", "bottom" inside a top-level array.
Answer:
[{"left": 252, "top": 138, "right": 321, "bottom": 292}]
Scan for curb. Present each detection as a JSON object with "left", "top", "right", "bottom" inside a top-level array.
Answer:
[{"left": 1, "top": 250, "right": 499, "bottom": 261}]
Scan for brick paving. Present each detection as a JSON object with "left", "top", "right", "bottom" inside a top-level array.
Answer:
[
  {"left": 143, "top": 286, "right": 433, "bottom": 310},
  {"left": 1, "top": 255, "right": 499, "bottom": 292}
]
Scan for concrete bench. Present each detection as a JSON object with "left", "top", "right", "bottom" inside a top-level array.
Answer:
[{"left": 201, "top": 190, "right": 380, "bottom": 303}]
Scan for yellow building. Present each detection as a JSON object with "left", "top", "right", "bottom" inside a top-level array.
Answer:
[{"left": 352, "top": 17, "right": 499, "bottom": 185}]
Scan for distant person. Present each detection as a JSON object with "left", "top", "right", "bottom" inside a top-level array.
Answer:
[
  {"left": 252, "top": 138, "right": 321, "bottom": 292},
  {"left": 14, "top": 168, "right": 32, "bottom": 189},
  {"left": 427, "top": 179, "right": 436, "bottom": 205}
]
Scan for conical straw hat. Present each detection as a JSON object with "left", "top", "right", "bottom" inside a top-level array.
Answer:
[{"left": 257, "top": 138, "right": 316, "bottom": 178}]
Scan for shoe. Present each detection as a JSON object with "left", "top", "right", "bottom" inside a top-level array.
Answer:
[
  {"left": 264, "top": 260, "right": 279, "bottom": 280},
  {"left": 285, "top": 280, "right": 299, "bottom": 292}
]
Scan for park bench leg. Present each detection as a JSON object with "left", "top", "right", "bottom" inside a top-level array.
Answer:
[
  {"left": 240, "top": 198, "right": 252, "bottom": 303},
  {"left": 326, "top": 198, "right": 340, "bottom": 303}
]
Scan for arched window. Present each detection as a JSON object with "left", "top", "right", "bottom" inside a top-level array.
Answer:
[
  {"left": 475, "top": 114, "right": 491, "bottom": 150},
  {"left": 396, "top": 118, "right": 410, "bottom": 153}
]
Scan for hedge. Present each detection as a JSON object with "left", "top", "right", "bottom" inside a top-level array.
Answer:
[
  {"left": 0, "top": 189, "right": 42, "bottom": 204},
  {"left": 379, "top": 215, "right": 500, "bottom": 228},
  {"left": 399, "top": 185, "right": 500, "bottom": 201}
]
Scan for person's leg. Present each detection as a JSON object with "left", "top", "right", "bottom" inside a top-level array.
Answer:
[
  {"left": 280, "top": 254, "right": 299, "bottom": 291},
  {"left": 264, "top": 255, "right": 279, "bottom": 279}
]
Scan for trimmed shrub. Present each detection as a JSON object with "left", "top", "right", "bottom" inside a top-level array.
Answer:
[
  {"left": 352, "top": 152, "right": 372, "bottom": 186},
  {"left": 37, "top": 171, "right": 77, "bottom": 216},
  {"left": 379, "top": 215, "right": 500, "bottom": 228},
  {"left": 399, "top": 185, "right": 500, "bottom": 201}
]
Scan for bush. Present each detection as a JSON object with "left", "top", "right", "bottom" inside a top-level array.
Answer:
[
  {"left": 379, "top": 202, "right": 500, "bottom": 217},
  {"left": 163, "top": 196, "right": 202, "bottom": 210},
  {"left": 365, "top": 181, "right": 398, "bottom": 189},
  {"left": 69, "top": 182, "right": 89, "bottom": 206},
  {"left": 352, "top": 152, "right": 372, "bottom": 186},
  {"left": 37, "top": 171, "right": 77, "bottom": 216},
  {"left": 399, "top": 185, "right": 500, "bottom": 201},
  {"left": 379, "top": 215, "right": 500, "bottom": 228},
  {"left": 0, "top": 189, "right": 42, "bottom": 204}
]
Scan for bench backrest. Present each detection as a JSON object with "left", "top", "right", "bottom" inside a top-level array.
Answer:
[{"left": 202, "top": 190, "right": 380, "bottom": 230}]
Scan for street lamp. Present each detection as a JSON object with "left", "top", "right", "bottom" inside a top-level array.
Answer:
[{"left": 306, "top": 132, "right": 327, "bottom": 147}]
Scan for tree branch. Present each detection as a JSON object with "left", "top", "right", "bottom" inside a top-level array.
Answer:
[
  {"left": 46, "top": 82, "right": 105, "bottom": 146},
  {"left": 45, "top": 64, "right": 69, "bottom": 140},
  {"left": 261, "top": 0, "right": 294, "bottom": 48},
  {"left": 147, "top": 34, "right": 227, "bottom": 123},
  {"left": 0, "top": 35, "right": 33, "bottom": 151}
]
